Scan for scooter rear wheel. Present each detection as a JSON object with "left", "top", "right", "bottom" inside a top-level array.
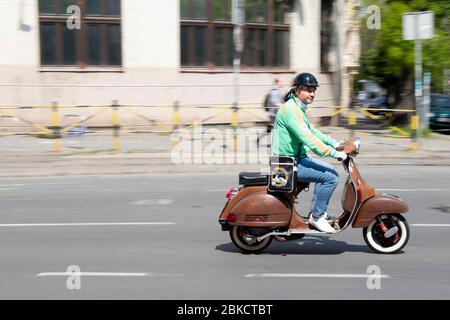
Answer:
[
  {"left": 363, "top": 214, "right": 409, "bottom": 254},
  {"left": 230, "top": 226, "right": 273, "bottom": 254}
]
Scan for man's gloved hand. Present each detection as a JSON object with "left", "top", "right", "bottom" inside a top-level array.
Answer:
[
  {"left": 334, "top": 139, "right": 347, "bottom": 151},
  {"left": 335, "top": 151, "right": 347, "bottom": 161}
]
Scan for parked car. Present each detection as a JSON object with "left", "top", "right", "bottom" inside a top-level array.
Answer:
[
  {"left": 367, "top": 95, "right": 388, "bottom": 116},
  {"left": 429, "top": 94, "right": 450, "bottom": 132}
]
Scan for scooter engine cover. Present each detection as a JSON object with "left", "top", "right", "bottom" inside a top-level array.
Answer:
[{"left": 231, "top": 191, "right": 291, "bottom": 227}]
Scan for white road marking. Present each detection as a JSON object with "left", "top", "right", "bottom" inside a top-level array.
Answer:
[
  {"left": 384, "top": 163, "right": 414, "bottom": 165},
  {"left": 0, "top": 188, "right": 19, "bottom": 191},
  {"left": 39, "top": 182, "right": 72, "bottom": 186},
  {"left": 37, "top": 272, "right": 183, "bottom": 277},
  {"left": 133, "top": 199, "right": 173, "bottom": 205},
  {"left": 411, "top": 224, "right": 450, "bottom": 227},
  {"left": 0, "top": 222, "right": 175, "bottom": 227},
  {"left": 379, "top": 188, "right": 446, "bottom": 192},
  {"left": 0, "top": 184, "right": 24, "bottom": 187},
  {"left": 245, "top": 273, "right": 390, "bottom": 279},
  {"left": 212, "top": 188, "right": 447, "bottom": 193}
]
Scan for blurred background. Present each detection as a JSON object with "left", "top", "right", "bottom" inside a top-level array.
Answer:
[
  {"left": 0, "top": 0, "right": 449, "bottom": 152},
  {"left": 1, "top": 1, "right": 450, "bottom": 301}
]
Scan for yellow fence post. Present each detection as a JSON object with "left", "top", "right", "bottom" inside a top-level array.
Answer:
[
  {"left": 171, "top": 101, "right": 180, "bottom": 147},
  {"left": 409, "top": 114, "right": 419, "bottom": 152},
  {"left": 172, "top": 100, "right": 180, "bottom": 132},
  {"left": 231, "top": 104, "right": 238, "bottom": 152},
  {"left": 348, "top": 111, "right": 357, "bottom": 126},
  {"left": 51, "top": 101, "right": 62, "bottom": 154},
  {"left": 348, "top": 110, "right": 356, "bottom": 137},
  {"left": 112, "top": 100, "right": 121, "bottom": 153}
]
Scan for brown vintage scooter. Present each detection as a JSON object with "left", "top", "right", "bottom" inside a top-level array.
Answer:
[{"left": 218, "top": 138, "right": 410, "bottom": 254}]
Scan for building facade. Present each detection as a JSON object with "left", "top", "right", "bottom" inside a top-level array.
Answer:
[{"left": 0, "top": 0, "right": 360, "bottom": 126}]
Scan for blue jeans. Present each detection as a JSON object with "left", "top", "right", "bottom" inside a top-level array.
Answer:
[{"left": 296, "top": 156, "right": 340, "bottom": 218}]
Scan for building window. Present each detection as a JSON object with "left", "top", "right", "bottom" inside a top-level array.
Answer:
[
  {"left": 38, "top": 0, "right": 122, "bottom": 67},
  {"left": 320, "top": 0, "right": 333, "bottom": 73},
  {"left": 180, "top": 0, "right": 289, "bottom": 69}
]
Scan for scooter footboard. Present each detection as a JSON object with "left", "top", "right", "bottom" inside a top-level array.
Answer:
[{"left": 353, "top": 193, "right": 409, "bottom": 228}]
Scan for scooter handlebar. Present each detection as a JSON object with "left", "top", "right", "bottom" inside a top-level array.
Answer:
[{"left": 336, "top": 137, "right": 360, "bottom": 156}]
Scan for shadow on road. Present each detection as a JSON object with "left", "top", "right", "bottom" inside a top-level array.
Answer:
[
  {"left": 430, "top": 204, "right": 450, "bottom": 213},
  {"left": 216, "top": 236, "right": 374, "bottom": 255}
]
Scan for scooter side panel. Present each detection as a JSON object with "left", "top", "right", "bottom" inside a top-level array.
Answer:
[
  {"left": 353, "top": 193, "right": 409, "bottom": 228},
  {"left": 219, "top": 186, "right": 267, "bottom": 220},
  {"left": 230, "top": 190, "right": 292, "bottom": 227}
]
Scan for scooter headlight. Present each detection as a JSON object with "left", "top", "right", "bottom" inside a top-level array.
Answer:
[{"left": 353, "top": 137, "right": 361, "bottom": 155}]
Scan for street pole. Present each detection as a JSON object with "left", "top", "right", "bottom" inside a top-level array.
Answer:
[
  {"left": 423, "top": 72, "right": 431, "bottom": 130},
  {"left": 232, "top": 28, "right": 240, "bottom": 152},
  {"left": 403, "top": 11, "right": 433, "bottom": 151},
  {"left": 414, "top": 13, "right": 422, "bottom": 144},
  {"left": 232, "top": 0, "right": 244, "bottom": 152},
  {"left": 337, "top": 0, "right": 345, "bottom": 111}
]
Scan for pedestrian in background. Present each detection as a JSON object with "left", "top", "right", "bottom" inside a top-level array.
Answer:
[
  {"left": 266, "top": 78, "right": 284, "bottom": 128},
  {"left": 258, "top": 78, "right": 284, "bottom": 146}
]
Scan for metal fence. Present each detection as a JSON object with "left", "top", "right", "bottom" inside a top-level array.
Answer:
[{"left": 0, "top": 102, "right": 419, "bottom": 154}]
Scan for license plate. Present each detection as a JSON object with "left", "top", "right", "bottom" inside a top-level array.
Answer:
[{"left": 437, "top": 117, "right": 450, "bottom": 123}]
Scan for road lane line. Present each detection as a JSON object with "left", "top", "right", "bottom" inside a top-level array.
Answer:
[
  {"left": 0, "top": 184, "right": 24, "bottom": 187},
  {"left": 38, "top": 272, "right": 149, "bottom": 277},
  {"left": 411, "top": 224, "right": 450, "bottom": 227},
  {"left": 0, "top": 222, "right": 175, "bottom": 227},
  {"left": 37, "top": 272, "right": 183, "bottom": 277},
  {"left": 211, "top": 188, "right": 447, "bottom": 193},
  {"left": 245, "top": 273, "right": 390, "bottom": 279},
  {"left": 133, "top": 199, "right": 173, "bottom": 205},
  {"left": 379, "top": 189, "right": 446, "bottom": 192}
]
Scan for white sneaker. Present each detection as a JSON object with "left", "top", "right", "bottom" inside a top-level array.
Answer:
[
  {"left": 309, "top": 215, "right": 336, "bottom": 232},
  {"left": 323, "top": 212, "right": 337, "bottom": 222},
  {"left": 309, "top": 211, "right": 335, "bottom": 222}
]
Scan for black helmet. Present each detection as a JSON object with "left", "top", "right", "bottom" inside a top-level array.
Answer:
[{"left": 293, "top": 72, "right": 319, "bottom": 87}]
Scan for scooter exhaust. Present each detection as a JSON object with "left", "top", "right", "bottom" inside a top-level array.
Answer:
[{"left": 257, "top": 231, "right": 291, "bottom": 242}]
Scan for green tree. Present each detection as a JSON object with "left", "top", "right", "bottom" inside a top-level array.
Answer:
[{"left": 358, "top": 0, "right": 450, "bottom": 107}]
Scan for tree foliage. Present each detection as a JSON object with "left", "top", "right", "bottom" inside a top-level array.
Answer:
[{"left": 358, "top": 0, "right": 450, "bottom": 105}]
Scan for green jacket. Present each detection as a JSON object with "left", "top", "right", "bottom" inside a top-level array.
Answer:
[{"left": 272, "top": 96, "right": 338, "bottom": 158}]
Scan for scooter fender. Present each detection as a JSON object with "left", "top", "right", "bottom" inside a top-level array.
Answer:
[
  {"left": 229, "top": 190, "right": 292, "bottom": 227},
  {"left": 353, "top": 193, "right": 409, "bottom": 228}
]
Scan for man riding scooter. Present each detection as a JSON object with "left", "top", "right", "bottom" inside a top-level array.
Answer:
[
  {"left": 272, "top": 73, "right": 347, "bottom": 232},
  {"left": 219, "top": 74, "right": 410, "bottom": 253}
]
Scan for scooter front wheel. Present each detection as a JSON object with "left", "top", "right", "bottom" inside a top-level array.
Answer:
[
  {"left": 230, "top": 226, "right": 273, "bottom": 254},
  {"left": 363, "top": 214, "right": 409, "bottom": 254}
]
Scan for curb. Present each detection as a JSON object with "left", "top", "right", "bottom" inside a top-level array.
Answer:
[{"left": 1, "top": 156, "right": 450, "bottom": 179}]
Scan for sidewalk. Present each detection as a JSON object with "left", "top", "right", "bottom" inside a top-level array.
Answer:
[{"left": 1, "top": 127, "right": 449, "bottom": 178}]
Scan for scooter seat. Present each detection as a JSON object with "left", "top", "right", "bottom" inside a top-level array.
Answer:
[{"left": 239, "top": 172, "right": 268, "bottom": 186}]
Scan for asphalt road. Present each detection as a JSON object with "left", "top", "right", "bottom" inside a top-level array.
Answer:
[{"left": 1, "top": 164, "right": 450, "bottom": 299}]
